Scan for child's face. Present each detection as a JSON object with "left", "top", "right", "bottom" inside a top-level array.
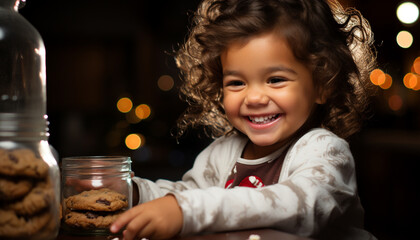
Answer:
[{"left": 221, "top": 32, "right": 323, "bottom": 153}]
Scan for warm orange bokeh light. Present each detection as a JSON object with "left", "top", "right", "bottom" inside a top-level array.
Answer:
[
  {"left": 135, "top": 104, "right": 151, "bottom": 119},
  {"left": 412, "top": 74, "right": 420, "bottom": 91},
  {"left": 157, "top": 75, "right": 175, "bottom": 91},
  {"left": 388, "top": 95, "right": 403, "bottom": 111},
  {"left": 379, "top": 74, "right": 392, "bottom": 89},
  {"left": 370, "top": 69, "right": 386, "bottom": 85},
  {"left": 413, "top": 57, "right": 420, "bottom": 75},
  {"left": 125, "top": 133, "right": 142, "bottom": 150},
  {"left": 403, "top": 73, "right": 419, "bottom": 89},
  {"left": 117, "top": 97, "right": 133, "bottom": 113}
]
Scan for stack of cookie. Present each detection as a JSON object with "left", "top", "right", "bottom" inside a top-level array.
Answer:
[
  {"left": 0, "top": 148, "right": 56, "bottom": 239},
  {"left": 64, "top": 188, "right": 128, "bottom": 230}
]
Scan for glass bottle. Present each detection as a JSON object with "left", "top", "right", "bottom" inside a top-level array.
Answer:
[
  {"left": 61, "top": 156, "right": 132, "bottom": 235},
  {"left": 0, "top": 0, "right": 60, "bottom": 239}
]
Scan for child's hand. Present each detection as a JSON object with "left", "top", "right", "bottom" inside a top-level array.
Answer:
[{"left": 110, "top": 195, "right": 183, "bottom": 240}]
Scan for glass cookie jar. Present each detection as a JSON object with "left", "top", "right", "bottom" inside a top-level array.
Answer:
[
  {"left": 0, "top": 0, "right": 60, "bottom": 239},
  {"left": 61, "top": 156, "right": 132, "bottom": 235}
]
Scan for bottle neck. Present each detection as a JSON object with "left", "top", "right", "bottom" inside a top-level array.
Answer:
[{"left": 0, "top": 113, "right": 49, "bottom": 141}]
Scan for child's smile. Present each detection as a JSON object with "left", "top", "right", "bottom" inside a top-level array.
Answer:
[
  {"left": 248, "top": 114, "right": 280, "bottom": 124},
  {"left": 246, "top": 114, "right": 282, "bottom": 130},
  {"left": 221, "top": 31, "right": 323, "bottom": 158}
]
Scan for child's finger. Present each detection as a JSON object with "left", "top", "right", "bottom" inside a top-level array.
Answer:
[
  {"left": 110, "top": 207, "right": 141, "bottom": 233},
  {"left": 122, "top": 215, "right": 152, "bottom": 240},
  {"left": 134, "top": 218, "right": 160, "bottom": 240}
]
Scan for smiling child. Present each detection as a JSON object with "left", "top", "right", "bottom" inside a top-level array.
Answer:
[{"left": 111, "top": 0, "right": 378, "bottom": 239}]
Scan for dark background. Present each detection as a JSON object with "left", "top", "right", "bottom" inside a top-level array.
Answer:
[{"left": 18, "top": 0, "right": 420, "bottom": 239}]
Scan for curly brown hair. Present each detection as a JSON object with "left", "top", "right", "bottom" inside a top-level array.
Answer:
[{"left": 175, "top": 0, "right": 377, "bottom": 139}]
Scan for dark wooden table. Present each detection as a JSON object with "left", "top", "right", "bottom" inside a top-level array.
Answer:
[{"left": 56, "top": 228, "right": 313, "bottom": 240}]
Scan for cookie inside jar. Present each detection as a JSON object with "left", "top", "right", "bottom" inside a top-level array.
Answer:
[
  {"left": 61, "top": 156, "right": 132, "bottom": 235},
  {"left": 0, "top": 148, "right": 60, "bottom": 240}
]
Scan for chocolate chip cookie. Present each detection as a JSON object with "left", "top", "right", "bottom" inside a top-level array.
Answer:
[
  {"left": 6, "top": 181, "right": 54, "bottom": 215},
  {"left": 0, "top": 176, "right": 33, "bottom": 201},
  {"left": 0, "top": 148, "right": 59, "bottom": 238},
  {"left": 65, "top": 188, "right": 128, "bottom": 212},
  {"left": 0, "top": 209, "right": 51, "bottom": 238},
  {"left": 0, "top": 148, "right": 49, "bottom": 178},
  {"left": 64, "top": 210, "right": 122, "bottom": 229}
]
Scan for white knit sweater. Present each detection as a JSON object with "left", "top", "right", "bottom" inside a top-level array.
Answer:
[{"left": 132, "top": 128, "right": 376, "bottom": 239}]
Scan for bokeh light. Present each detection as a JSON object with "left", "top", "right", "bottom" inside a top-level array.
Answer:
[
  {"left": 403, "top": 72, "right": 420, "bottom": 90},
  {"left": 396, "top": 31, "right": 414, "bottom": 48},
  {"left": 380, "top": 74, "right": 393, "bottom": 90},
  {"left": 413, "top": 57, "right": 420, "bottom": 74},
  {"left": 125, "top": 133, "right": 145, "bottom": 150},
  {"left": 414, "top": 80, "right": 420, "bottom": 91},
  {"left": 397, "top": 2, "right": 419, "bottom": 24},
  {"left": 157, "top": 75, "right": 175, "bottom": 91},
  {"left": 388, "top": 95, "right": 403, "bottom": 111},
  {"left": 135, "top": 104, "right": 151, "bottom": 119},
  {"left": 117, "top": 97, "right": 133, "bottom": 113},
  {"left": 370, "top": 68, "right": 386, "bottom": 85}
]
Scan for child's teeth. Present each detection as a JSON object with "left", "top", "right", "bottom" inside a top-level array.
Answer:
[{"left": 249, "top": 115, "right": 277, "bottom": 124}]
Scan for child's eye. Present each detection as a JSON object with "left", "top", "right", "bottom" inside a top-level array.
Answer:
[
  {"left": 224, "top": 80, "right": 245, "bottom": 87},
  {"left": 268, "top": 77, "right": 286, "bottom": 84}
]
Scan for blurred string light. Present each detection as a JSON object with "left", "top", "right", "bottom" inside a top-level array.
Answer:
[
  {"left": 114, "top": 97, "right": 153, "bottom": 150},
  {"left": 370, "top": 68, "right": 392, "bottom": 89},
  {"left": 388, "top": 95, "right": 403, "bottom": 111},
  {"left": 157, "top": 75, "right": 174, "bottom": 91},
  {"left": 370, "top": 69, "right": 386, "bottom": 85},
  {"left": 397, "top": 1, "right": 419, "bottom": 24},
  {"left": 404, "top": 57, "right": 420, "bottom": 90},
  {"left": 135, "top": 104, "right": 151, "bottom": 119},
  {"left": 404, "top": 73, "right": 420, "bottom": 90},
  {"left": 125, "top": 133, "right": 145, "bottom": 150},
  {"left": 381, "top": 74, "right": 393, "bottom": 90},
  {"left": 396, "top": 30, "right": 414, "bottom": 48},
  {"left": 116, "top": 97, "right": 152, "bottom": 123},
  {"left": 412, "top": 57, "right": 420, "bottom": 74},
  {"left": 117, "top": 97, "right": 133, "bottom": 113}
]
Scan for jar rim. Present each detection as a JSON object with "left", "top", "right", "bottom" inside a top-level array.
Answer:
[
  {"left": 63, "top": 156, "right": 131, "bottom": 161},
  {"left": 61, "top": 156, "right": 132, "bottom": 170}
]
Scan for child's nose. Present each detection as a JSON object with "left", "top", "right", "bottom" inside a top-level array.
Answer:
[{"left": 244, "top": 87, "right": 269, "bottom": 106}]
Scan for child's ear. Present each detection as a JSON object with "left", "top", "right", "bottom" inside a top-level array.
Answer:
[
  {"left": 316, "top": 97, "right": 325, "bottom": 104},
  {"left": 315, "top": 88, "right": 329, "bottom": 104}
]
